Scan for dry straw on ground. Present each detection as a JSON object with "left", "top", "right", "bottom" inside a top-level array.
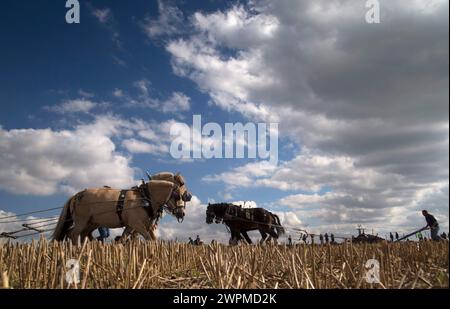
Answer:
[{"left": 0, "top": 238, "right": 448, "bottom": 289}]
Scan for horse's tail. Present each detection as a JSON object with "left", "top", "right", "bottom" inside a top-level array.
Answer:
[
  {"left": 52, "top": 194, "right": 77, "bottom": 241},
  {"left": 271, "top": 213, "right": 285, "bottom": 237}
]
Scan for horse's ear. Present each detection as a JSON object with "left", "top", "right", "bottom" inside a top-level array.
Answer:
[{"left": 174, "top": 173, "right": 185, "bottom": 186}]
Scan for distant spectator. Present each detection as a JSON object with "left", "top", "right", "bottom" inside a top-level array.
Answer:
[
  {"left": 302, "top": 234, "right": 308, "bottom": 244},
  {"left": 324, "top": 233, "right": 329, "bottom": 244},
  {"left": 395, "top": 232, "right": 399, "bottom": 241},
  {"left": 390, "top": 232, "right": 394, "bottom": 242},
  {"left": 195, "top": 235, "right": 201, "bottom": 245},
  {"left": 288, "top": 235, "right": 292, "bottom": 246},
  {"left": 319, "top": 234, "right": 324, "bottom": 245},
  {"left": 330, "top": 233, "right": 335, "bottom": 244},
  {"left": 188, "top": 237, "right": 194, "bottom": 244}
]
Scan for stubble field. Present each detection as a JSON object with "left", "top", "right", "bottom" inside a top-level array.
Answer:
[{"left": 0, "top": 239, "right": 448, "bottom": 289}]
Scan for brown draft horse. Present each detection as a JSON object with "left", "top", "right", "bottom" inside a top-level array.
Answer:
[
  {"left": 52, "top": 173, "right": 192, "bottom": 244},
  {"left": 206, "top": 203, "right": 285, "bottom": 245}
]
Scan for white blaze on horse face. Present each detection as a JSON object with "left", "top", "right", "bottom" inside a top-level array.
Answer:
[
  {"left": 167, "top": 186, "right": 185, "bottom": 218},
  {"left": 176, "top": 186, "right": 185, "bottom": 208}
]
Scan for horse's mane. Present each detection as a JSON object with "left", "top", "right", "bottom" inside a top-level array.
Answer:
[
  {"left": 207, "top": 203, "right": 234, "bottom": 216},
  {"left": 208, "top": 202, "right": 233, "bottom": 208}
]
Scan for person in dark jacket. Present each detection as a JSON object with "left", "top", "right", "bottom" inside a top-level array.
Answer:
[
  {"left": 389, "top": 232, "right": 394, "bottom": 242},
  {"left": 422, "top": 210, "right": 441, "bottom": 241}
]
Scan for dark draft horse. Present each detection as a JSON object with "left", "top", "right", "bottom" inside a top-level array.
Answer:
[{"left": 206, "top": 203, "right": 285, "bottom": 245}]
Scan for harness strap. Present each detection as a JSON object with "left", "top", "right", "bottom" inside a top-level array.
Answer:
[
  {"left": 138, "top": 184, "right": 153, "bottom": 217},
  {"left": 116, "top": 190, "right": 128, "bottom": 224}
]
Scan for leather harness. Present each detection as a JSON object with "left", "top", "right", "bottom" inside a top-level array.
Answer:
[
  {"left": 116, "top": 190, "right": 128, "bottom": 224},
  {"left": 116, "top": 184, "right": 154, "bottom": 224}
]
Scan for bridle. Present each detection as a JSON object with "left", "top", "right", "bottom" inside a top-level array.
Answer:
[
  {"left": 164, "top": 183, "right": 192, "bottom": 223},
  {"left": 206, "top": 205, "right": 224, "bottom": 224}
]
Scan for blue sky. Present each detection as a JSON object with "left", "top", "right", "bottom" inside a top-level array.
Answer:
[{"left": 0, "top": 0, "right": 448, "bottom": 243}]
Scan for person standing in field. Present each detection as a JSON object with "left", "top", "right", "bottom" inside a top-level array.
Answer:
[
  {"left": 390, "top": 232, "right": 394, "bottom": 242},
  {"left": 422, "top": 210, "right": 441, "bottom": 241},
  {"left": 302, "top": 234, "right": 308, "bottom": 244},
  {"left": 97, "top": 227, "right": 110, "bottom": 241}
]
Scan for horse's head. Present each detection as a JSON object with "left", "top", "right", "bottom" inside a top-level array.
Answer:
[
  {"left": 151, "top": 172, "right": 192, "bottom": 212},
  {"left": 206, "top": 203, "right": 225, "bottom": 224},
  {"left": 147, "top": 179, "right": 190, "bottom": 222},
  {"left": 173, "top": 173, "right": 193, "bottom": 207},
  {"left": 167, "top": 173, "right": 192, "bottom": 223}
]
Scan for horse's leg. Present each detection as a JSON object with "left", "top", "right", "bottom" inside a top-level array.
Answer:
[
  {"left": 259, "top": 230, "right": 268, "bottom": 245},
  {"left": 230, "top": 230, "right": 239, "bottom": 246},
  {"left": 230, "top": 230, "right": 237, "bottom": 245},
  {"left": 267, "top": 227, "right": 279, "bottom": 245},
  {"left": 86, "top": 231, "right": 94, "bottom": 241},
  {"left": 117, "top": 226, "right": 133, "bottom": 242},
  {"left": 241, "top": 231, "right": 252, "bottom": 244},
  {"left": 149, "top": 224, "right": 157, "bottom": 240},
  {"left": 70, "top": 223, "right": 87, "bottom": 245},
  {"left": 82, "top": 225, "right": 97, "bottom": 242},
  {"left": 126, "top": 224, "right": 156, "bottom": 240},
  {"left": 67, "top": 213, "right": 92, "bottom": 244},
  {"left": 129, "top": 223, "right": 153, "bottom": 240}
]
